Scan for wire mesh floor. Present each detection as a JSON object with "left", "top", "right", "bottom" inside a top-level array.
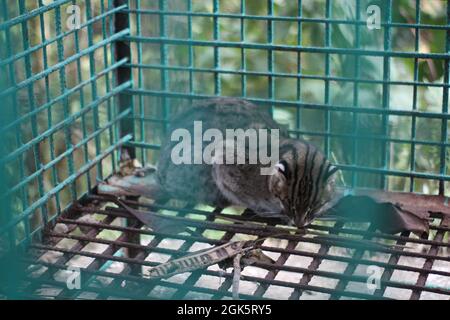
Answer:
[{"left": 21, "top": 193, "right": 450, "bottom": 300}]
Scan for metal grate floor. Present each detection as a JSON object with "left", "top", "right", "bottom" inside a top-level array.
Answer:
[{"left": 21, "top": 193, "right": 450, "bottom": 300}]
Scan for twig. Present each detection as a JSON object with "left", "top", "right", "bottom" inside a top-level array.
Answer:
[{"left": 232, "top": 253, "right": 242, "bottom": 300}]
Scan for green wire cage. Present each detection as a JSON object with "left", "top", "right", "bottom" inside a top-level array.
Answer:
[{"left": 0, "top": 0, "right": 449, "bottom": 300}]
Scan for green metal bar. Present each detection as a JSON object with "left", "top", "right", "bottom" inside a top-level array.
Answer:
[
  {"left": 381, "top": 0, "right": 393, "bottom": 189},
  {"left": 125, "top": 36, "right": 450, "bottom": 59},
  {"left": 19, "top": 0, "right": 48, "bottom": 240},
  {"left": 188, "top": 0, "right": 194, "bottom": 103},
  {"left": 136, "top": 0, "right": 146, "bottom": 164},
  {"left": 267, "top": 0, "right": 274, "bottom": 115},
  {"left": 86, "top": 0, "right": 103, "bottom": 181},
  {"left": 410, "top": 0, "right": 421, "bottom": 192},
  {"left": 240, "top": 0, "right": 246, "bottom": 97},
  {"left": 296, "top": 0, "right": 302, "bottom": 139},
  {"left": 159, "top": 0, "right": 169, "bottom": 134},
  {"left": 101, "top": 0, "right": 117, "bottom": 173},
  {"left": 72, "top": 0, "right": 92, "bottom": 192},
  {"left": 324, "top": 0, "right": 331, "bottom": 156},
  {"left": 126, "top": 62, "right": 450, "bottom": 88},
  {"left": 213, "top": 0, "right": 221, "bottom": 95},
  {"left": 37, "top": 0, "right": 60, "bottom": 224},
  {"left": 38, "top": 0, "right": 62, "bottom": 217},
  {"left": 1, "top": 0, "right": 22, "bottom": 248},
  {"left": 123, "top": 9, "right": 450, "bottom": 31},
  {"left": 352, "top": 0, "right": 361, "bottom": 188},
  {"left": 127, "top": 89, "right": 450, "bottom": 120},
  {"left": 109, "top": 0, "right": 120, "bottom": 165},
  {"left": 440, "top": 0, "right": 450, "bottom": 195},
  {"left": 336, "top": 164, "right": 450, "bottom": 183},
  {"left": 125, "top": 63, "right": 449, "bottom": 88},
  {"left": 55, "top": 4, "right": 77, "bottom": 201}
]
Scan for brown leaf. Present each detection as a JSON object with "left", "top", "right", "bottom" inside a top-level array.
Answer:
[
  {"left": 328, "top": 194, "right": 429, "bottom": 236},
  {"left": 114, "top": 199, "right": 189, "bottom": 235}
]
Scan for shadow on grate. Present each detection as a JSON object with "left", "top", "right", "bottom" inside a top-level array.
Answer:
[{"left": 21, "top": 193, "right": 450, "bottom": 300}]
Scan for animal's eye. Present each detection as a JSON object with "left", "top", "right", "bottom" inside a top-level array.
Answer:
[
  {"left": 275, "top": 160, "right": 289, "bottom": 178},
  {"left": 323, "top": 164, "right": 339, "bottom": 182}
]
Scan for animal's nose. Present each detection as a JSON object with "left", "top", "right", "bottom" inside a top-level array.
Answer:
[{"left": 294, "top": 215, "right": 307, "bottom": 228}]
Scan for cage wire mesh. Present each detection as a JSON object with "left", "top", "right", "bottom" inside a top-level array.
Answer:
[{"left": 0, "top": 0, "right": 449, "bottom": 300}]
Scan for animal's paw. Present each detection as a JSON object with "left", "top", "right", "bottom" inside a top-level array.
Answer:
[{"left": 134, "top": 165, "right": 157, "bottom": 177}]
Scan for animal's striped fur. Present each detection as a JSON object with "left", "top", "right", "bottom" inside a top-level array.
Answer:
[{"left": 271, "top": 139, "right": 337, "bottom": 226}]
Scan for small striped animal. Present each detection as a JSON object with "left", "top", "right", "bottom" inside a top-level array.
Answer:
[{"left": 138, "top": 98, "right": 338, "bottom": 227}]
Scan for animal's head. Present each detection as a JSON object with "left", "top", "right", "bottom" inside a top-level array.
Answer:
[{"left": 268, "top": 140, "right": 338, "bottom": 227}]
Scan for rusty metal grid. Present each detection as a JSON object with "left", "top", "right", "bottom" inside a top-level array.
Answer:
[{"left": 19, "top": 193, "right": 450, "bottom": 300}]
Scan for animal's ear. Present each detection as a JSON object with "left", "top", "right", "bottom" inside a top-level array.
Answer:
[
  {"left": 269, "top": 161, "right": 289, "bottom": 199},
  {"left": 323, "top": 165, "right": 338, "bottom": 182},
  {"left": 274, "top": 160, "right": 290, "bottom": 180}
]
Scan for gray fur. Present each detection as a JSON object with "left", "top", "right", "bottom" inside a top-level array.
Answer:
[{"left": 153, "top": 98, "right": 337, "bottom": 227}]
